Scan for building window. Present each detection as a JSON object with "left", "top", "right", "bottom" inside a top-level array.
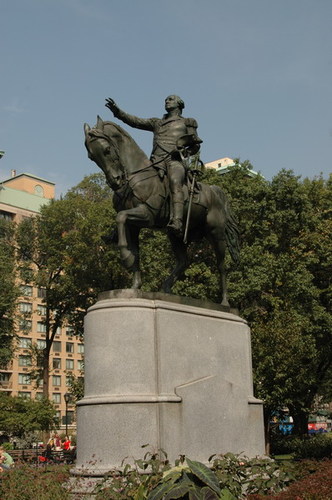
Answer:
[
  {"left": 18, "top": 373, "right": 31, "bottom": 385},
  {"left": 0, "top": 373, "right": 11, "bottom": 382},
  {"left": 19, "top": 319, "right": 32, "bottom": 334},
  {"left": 37, "top": 322, "right": 47, "bottom": 333},
  {"left": 66, "top": 327, "right": 75, "bottom": 336},
  {"left": 66, "top": 343, "right": 74, "bottom": 354},
  {"left": 52, "top": 393, "right": 61, "bottom": 404},
  {"left": 77, "top": 344, "right": 84, "bottom": 354},
  {"left": 34, "top": 184, "right": 44, "bottom": 197},
  {"left": 62, "top": 411, "right": 75, "bottom": 425},
  {"left": 20, "top": 285, "right": 33, "bottom": 297},
  {"left": 18, "top": 337, "right": 32, "bottom": 349},
  {"left": 37, "top": 304, "right": 47, "bottom": 316},
  {"left": 66, "top": 359, "right": 74, "bottom": 370},
  {"left": 52, "top": 375, "right": 61, "bottom": 387},
  {"left": 19, "top": 302, "right": 32, "bottom": 313},
  {"left": 18, "top": 355, "right": 32, "bottom": 367},
  {"left": 18, "top": 392, "right": 31, "bottom": 399},
  {"left": 77, "top": 359, "right": 84, "bottom": 370},
  {"left": 37, "top": 339, "right": 46, "bottom": 350},
  {"left": 0, "top": 210, "right": 14, "bottom": 221},
  {"left": 37, "top": 288, "right": 47, "bottom": 299},
  {"left": 65, "top": 376, "right": 71, "bottom": 387},
  {"left": 53, "top": 341, "right": 61, "bottom": 352},
  {"left": 35, "top": 393, "right": 44, "bottom": 401},
  {"left": 19, "top": 266, "right": 34, "bottom": 283},
  {"left": 53, "top": 358, "right": 61, "bottom": 369}
]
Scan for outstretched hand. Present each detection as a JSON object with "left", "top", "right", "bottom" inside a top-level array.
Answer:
[{"left": 105, "top": 98, "right": 118, "bottom": 114}]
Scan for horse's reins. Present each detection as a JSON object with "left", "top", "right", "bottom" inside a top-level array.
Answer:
[{"left": 87, "top": 127, "right": 172, "bottom": 189}]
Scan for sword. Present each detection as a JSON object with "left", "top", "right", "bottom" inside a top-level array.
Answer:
[{"left": 183, "top": 155, "right": 201, "bottom": 244}]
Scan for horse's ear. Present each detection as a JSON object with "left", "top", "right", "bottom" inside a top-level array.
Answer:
[
  {"left": 96, "top": 115, "right": 103, "bottom": 130},
  {"left": 84, "top": 123, "right": 91, "bottom": 138}
]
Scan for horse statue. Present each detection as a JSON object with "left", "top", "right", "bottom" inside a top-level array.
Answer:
[{"left": 84, "top": 116, "right": 239, "bottom": 307}]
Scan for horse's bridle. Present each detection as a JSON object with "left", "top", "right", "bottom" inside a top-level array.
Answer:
[{"left": 87, "top": 127, "right": 161, "bottom": 191}]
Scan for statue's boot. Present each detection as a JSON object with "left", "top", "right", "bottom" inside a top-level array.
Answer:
[{"left": 167, "top": 201, "right": 184, "bottom": 237}]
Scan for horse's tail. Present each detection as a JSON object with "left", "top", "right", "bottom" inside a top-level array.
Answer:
[{"left": 211, "top": 185, "right": 240, "bottom": 264}]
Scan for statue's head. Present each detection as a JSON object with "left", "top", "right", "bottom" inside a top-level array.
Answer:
[{"left": 165, "top": 95, "right": 185, "bottom": 113}]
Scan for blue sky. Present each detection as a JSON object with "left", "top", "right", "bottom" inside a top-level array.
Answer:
[{"left": 1, "top": 0, "right": 332, "bottom": 197}]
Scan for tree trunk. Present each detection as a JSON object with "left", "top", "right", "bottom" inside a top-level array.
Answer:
[
  {"left": 263, "top": 408, "right": 271, "bottom": 455},
  {"left": 42, "top": 347, "right": 50, "bottom": 399},
  {"left": 291, "top": 407, "right": 309, "bottom": 436}
]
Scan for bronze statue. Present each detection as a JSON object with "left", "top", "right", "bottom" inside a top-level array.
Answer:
[
  {"left": 84, "top": 110, "right": 239, "bottom": 306},
  {"left": 105, "top": 96, "right": 202, "bottom": 236}
]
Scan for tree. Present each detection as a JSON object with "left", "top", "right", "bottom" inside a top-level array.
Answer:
[
  {"left": 207, "top": 166, "right": 332, "bottom": 439},
  {"left": 163, "top": 163, "right": 332, "bottom": 442},
  {"left": 0, "top": 218, "right": 19, "bottom": 367},
  {"left": 15, "top": 174, "right": 127, "bottom": 399},
  {"left": 0, "top": 393, "right": 57, "bottom": 438}
]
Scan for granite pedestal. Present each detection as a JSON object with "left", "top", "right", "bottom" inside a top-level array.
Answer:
[{"left": 74, "top": 290, "right": 264, "bottom": 475}]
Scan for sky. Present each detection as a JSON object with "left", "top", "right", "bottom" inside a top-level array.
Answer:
[{"left": 1, "top": 0, "right": 332, "bottom": 197}]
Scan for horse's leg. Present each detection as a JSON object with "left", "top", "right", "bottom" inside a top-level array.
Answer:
[
  {"left": 126, "top": 225, "right": 142, "bottom": 289},
  {"left": 206, "top": 212, "right": 229, "bottom": 307},
  {"left": 116, "top": 205, "right": 153, "bottom": 273},
  {"left": 162, "top": 234, "right": 188, "bottom": 293}
]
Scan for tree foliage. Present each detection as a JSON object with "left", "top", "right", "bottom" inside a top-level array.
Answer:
[
  {"left": 15, "top": 173, "right": 127, "bottom": 398},
  {"left": 0, "top": 218, "right": 18, "bottom": 367},
  {"left": 0, "top": 393, "right": 57, "bottom": 437},
  {"left": 199, "top": 164, "right": 332, "bottom": 436}
]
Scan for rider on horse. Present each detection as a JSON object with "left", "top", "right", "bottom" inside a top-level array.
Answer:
[{"left": 105, "top": 95, "right": 202, "bottom": 236}]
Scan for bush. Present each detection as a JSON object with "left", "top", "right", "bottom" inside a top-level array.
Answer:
[
  {"left": 248, "top": 459, "right": 332, "bottom": 500},
  {"left": 271, "top": 434, "right": 332, "bottom": 460},
  {"left": 2, "top": 453, "right": 331, "bottom": 499},
  {"left": 0, "top": 464, "right": 71, "bottom": 500},
  {"left": 93, "top": 451, "right": 295, "bottom": 499}
]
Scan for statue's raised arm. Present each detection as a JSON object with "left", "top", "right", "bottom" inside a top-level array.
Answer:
[{"left": 105, "top": 98, "right": 120, "bottom": 116}]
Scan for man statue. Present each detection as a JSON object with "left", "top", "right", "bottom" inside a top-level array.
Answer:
[{"left": 105, "top": 95, "right": 202, "bottom": 236}]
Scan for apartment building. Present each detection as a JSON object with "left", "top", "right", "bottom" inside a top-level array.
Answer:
[
  {"left": 0, "top": 171, "right": 84, "bottom": 431},
  {"left": 205, "top": 157, "right": 260, "bottom": 177}
]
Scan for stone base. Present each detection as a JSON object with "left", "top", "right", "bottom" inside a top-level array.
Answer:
[{"left": 74, "top": 291, "right": 264, "bottom": 475}]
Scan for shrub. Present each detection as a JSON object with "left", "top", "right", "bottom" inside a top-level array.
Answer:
[
  {"left": 248, "top": 459, "right": 332, "bottom": 500},
  {"left": 271, "top": 434, "right": 332, "bottom": 460},
  {"left": 93, "top": 452, "right": 295, "bottom": 499},
  {"left": 0, "top": 464, "right": 71, "bottom": 500},
  {"left": 293, "top": 435, "right": 332, "bottom": 460}
]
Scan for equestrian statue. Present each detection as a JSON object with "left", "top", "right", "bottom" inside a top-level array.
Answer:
[{"left": 84, "top": 95, "right": 239, "bottom": 306}]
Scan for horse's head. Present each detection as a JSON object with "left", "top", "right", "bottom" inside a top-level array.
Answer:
[
  {"left": 84, "top": 116, "right": 126, "bottom": 190},
  {"left": 84, "top": 116, "right": 150, "bottom": 191}
]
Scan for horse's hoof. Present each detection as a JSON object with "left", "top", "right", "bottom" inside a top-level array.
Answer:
[{"left": 132, "top": 277, "right": 142, "bottom": 289}]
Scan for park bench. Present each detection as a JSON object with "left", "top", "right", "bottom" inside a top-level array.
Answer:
[
  {"left": 7, "top": 448, "right": 76, "bottom": 464},
  {"left": 8, "top": 449, "right": 41, "bottom": 463}
]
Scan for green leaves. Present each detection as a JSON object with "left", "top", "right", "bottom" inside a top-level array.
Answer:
[
  {"left": 186, "top": 458, "right": 221, "bottom": 494},
  {"left": 0, "top": 393, "right": 57, "bottom": 437},
  {"left": 0, "top": 218, "right": 18, "bottom": 367},
  {"left": 147, "top": 458, "right": 222, "bottom": 500}
]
